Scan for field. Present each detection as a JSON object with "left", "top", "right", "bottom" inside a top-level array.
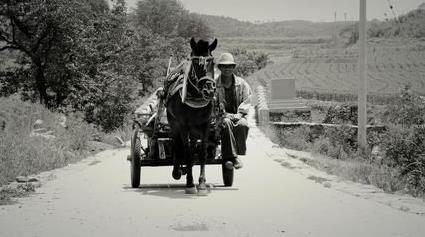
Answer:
[
  {"left": 247, "top": 38, "right": 425, "bottom": 100},
  {"left": 215, "top": 36, "right": 331, "bottom": 63}
]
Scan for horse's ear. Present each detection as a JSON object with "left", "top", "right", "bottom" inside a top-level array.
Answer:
[
  {"left": 190, "top": 37, "right": 197, "bottom": 52},
  {"left": 209, "top": 38, "right": 218, "bottom": 52}
]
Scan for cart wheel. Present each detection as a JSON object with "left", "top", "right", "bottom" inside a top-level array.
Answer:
[
  {"left": 222, "top": 161, "right": 234, "bottom": 187},
  {"left": 130, "top": 129, "right": 141, "bottom": 188}
]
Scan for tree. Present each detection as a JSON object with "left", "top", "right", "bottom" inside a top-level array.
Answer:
[
  {"left": 133, "top": 0, "right": 211, "bottom": 39},
  {"left": 0, "top": 0, "right": 214, "bottom": 131},
  {"left": 2, "top": 1, "right": 69, "bottom": 105},
  {"left": 0, "top": 0, "right": 106, "bottom": 106},
  {"left": 0, "top": 0, "right": 139, "bottom": 130}
]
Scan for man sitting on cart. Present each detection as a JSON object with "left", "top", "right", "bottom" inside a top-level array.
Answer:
[{"left": 216, "top": 52, "right": 252, "bottom": 169}]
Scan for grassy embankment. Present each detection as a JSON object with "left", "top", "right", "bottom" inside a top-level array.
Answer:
[{"left": 0, "top": 96, "right": 132, "bottom": 187}]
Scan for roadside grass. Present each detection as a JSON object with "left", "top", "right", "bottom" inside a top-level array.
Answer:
[
  {"left": 0, "top": 96, "right": 94, "bottom": 186},
  {"left": 98, "top": 119, "right": 133, "bottom": 147},
  {"left": 262, "top": 125, "right": 424, "bottom": 198},
  {"left": 296, "top": 152, "right": 407, "bottom": 195}
]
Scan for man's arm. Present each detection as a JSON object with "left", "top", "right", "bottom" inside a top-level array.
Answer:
[
  {"left": 236, "top": 80, "right": 252, "bottom": 116},
  {"left": 225, "top": 79, "right": 252, "bottom": 122}
]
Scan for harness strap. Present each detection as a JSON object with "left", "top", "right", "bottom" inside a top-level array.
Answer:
[{"left": 181, "top": 60, "right": 192, "bottom": 103}]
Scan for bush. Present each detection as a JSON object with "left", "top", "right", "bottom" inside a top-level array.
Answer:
[
  {"left": 379, "top": 86, "right": 425, "bottom": 196},
  {"left": 229, "top": 48, "right": 270, "bottom": 77},
  {"left": 383, "top": 85, "right": 425, "bottom": 126},
  {"left": 382, "top": 124, "right": 425, "bottom": 196},
  {"left": 270, "top": 126, "right": 312, "bottom": 151}
]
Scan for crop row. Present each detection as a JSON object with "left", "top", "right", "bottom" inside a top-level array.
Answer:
[{"left": 249, "top": 47, "right": 425, "bottom": 97}]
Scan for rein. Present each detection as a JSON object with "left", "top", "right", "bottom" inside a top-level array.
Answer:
[{"left": 182, "top": 56, "right": 215, "bottom": 102}]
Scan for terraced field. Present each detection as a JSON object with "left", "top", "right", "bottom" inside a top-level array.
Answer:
[{"left": 249, "top": 44, "right": 425, "bottom": 98}]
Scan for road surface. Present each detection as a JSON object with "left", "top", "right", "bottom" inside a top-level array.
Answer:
[{"left": 1, "top": 114, "right": 425, "bottom": 237}]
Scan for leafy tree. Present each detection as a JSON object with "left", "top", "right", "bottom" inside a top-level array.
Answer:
[
  {"left": 0, "top": 0, "right": 99, "bottom": 106},
  {"left": 0, "top": 0, "right": 214, "bottom": 131},
  {"left": 0, "top": 0, "right": 138, "bottom": 130},
  {"left": 132, "top": 0, "right": 211, "bottom": 39},
  {"left": 63, "top": 0, "right": 139, "bottom": 131}
]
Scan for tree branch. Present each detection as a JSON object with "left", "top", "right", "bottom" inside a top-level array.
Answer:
[
  {"left": 0, "top": 45, "right": 20, "bottom": 51},
  {"left": 0, "top": 30, "right": 32, "bottom": 57},
  {"left": 0, "top": 32, "right": 11, "bottom": 44}
]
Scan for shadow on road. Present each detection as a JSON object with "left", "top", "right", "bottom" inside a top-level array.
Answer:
[{"left": 122, "top": 184, "right": 239, "bottom": 199}]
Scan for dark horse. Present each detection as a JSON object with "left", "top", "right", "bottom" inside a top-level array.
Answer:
[{"left": 165, "top": 37, "right": 218, "bottom": 195}]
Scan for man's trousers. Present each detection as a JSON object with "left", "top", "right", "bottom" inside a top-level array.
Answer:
[{"left": 220, "top": 117, "right": 249, "bottom": 159}]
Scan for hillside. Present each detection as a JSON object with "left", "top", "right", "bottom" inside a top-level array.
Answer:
[
  {"left": 199, "top": 14, "right": 352, "bottom": 38},
  {"left": 340, "top": 7, "right": 425, "bottom": 46}
]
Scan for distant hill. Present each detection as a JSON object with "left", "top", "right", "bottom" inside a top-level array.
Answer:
[
  {"left": 340, "top": 7, "right": 425, "bottom": 45},
  {"left": 198, "top": 14, "right": 352, "bottom": 38}
]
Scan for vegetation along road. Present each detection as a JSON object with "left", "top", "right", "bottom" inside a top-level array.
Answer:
[{"left": 1, "top": 111, "right": 424, "bottom": 237}]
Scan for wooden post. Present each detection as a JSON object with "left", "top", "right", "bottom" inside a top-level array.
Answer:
[{"left": 358, "top": 0, "right": 367, "bottom": 149}]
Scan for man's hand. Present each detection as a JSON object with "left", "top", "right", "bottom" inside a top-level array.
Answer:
[{"left": 225, "top": 113, "right": 242, "bottom": 122}]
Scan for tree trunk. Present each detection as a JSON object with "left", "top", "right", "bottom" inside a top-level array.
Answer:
[{"left": 35, "top": 65, "right": 49, "bottom": 107}]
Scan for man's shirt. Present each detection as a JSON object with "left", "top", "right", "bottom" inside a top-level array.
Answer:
[
  {"left": 216, "top": 74, "right": 252, "bottom": 116},
  {"left": 224, "top": 78, "right": 238, "bottom": 114}
]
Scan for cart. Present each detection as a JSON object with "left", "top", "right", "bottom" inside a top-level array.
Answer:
[{"left": 128, "top": 88, "right": 234, "bottom": 188}]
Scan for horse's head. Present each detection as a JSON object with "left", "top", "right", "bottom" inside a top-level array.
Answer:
[{"left": 189, "top": 37, "right": 217, "bottom": 101}]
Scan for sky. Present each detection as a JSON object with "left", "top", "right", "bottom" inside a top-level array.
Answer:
[{"left": 124, "top": 0, "right": 425, "bottom": 22}]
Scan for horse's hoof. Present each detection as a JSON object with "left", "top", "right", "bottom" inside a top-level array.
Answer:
[
  {"left": 185, "top": 187, "right": 197, "bottom": 195},
  {"left": 224, "top": 161, "right": 234, "bottom": 170},
  {"left": 197, "top": 183, "right": 209, "bottom": 196},
  {"left": 172, "top": 168, "right": 182, "bottom": 180}
]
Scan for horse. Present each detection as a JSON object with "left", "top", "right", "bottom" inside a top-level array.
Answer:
[{"left": 165, "top": 37, "right": 218, "bottom": 195}]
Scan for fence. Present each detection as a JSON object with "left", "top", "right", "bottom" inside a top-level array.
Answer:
[{"left": 256, "top": 85, "right": 269, "bottom": 126}]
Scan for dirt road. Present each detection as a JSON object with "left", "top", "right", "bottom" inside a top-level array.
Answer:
[{"left": 1, "top": 115, "right": 425, "bottom": 237}]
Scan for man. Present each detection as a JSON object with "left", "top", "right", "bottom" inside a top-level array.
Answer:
[{"left": 216, "top": 52, "right": 251, "bottom": 169}]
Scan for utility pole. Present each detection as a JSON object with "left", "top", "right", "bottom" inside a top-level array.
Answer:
[
  {"left": 334, "top": 11, "right": 337, "bottom": 42},
  {"left": 358, "top": 0, "right": 367, "bottom": 150}
]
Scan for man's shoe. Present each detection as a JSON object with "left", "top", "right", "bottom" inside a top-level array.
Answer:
[{"left": 233, "top": 158, "right": 243, "bottom": 169}]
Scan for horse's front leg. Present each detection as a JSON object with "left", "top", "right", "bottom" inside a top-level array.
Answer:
[
  {"left": 197, "top": 125, "right": 210, "bottom": 196},
  {"left": 172, "top": 130, "right": 183, "bottom": 180},
  {"left": 183, "top": 131, "right": 196, "bottom": 194}
]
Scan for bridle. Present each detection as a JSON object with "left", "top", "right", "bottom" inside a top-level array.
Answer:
[{"left": 188, "top": 56, "right": 216, "bottom": 100}]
